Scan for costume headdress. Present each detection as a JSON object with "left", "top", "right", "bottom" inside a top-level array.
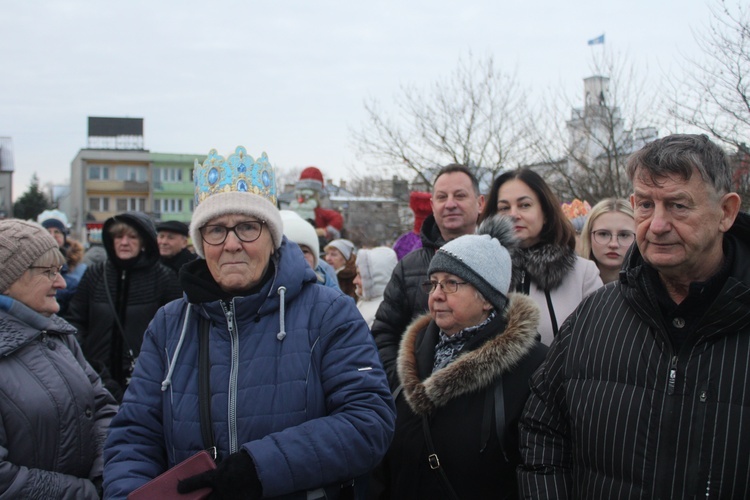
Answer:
[{"left": 190, "top": 146, "right": 282, "bottom": 257}]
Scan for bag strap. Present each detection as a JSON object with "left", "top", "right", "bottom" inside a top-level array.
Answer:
[
  {"left": 421, "top": 414, "right": 460, "bottom": 500},
  {"left": 198, "top": 315, "right": 217, "bottom": 460},
  {"left": 102, "top": 267, "right": 136, "bottom": 363},
  {"left": 544, "top": 289, "right": 559, "bottom": 337}
]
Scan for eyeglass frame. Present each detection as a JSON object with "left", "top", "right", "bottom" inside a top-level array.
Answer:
[
  {"left": 591, "top": 229, "right": 636, "bottom": 246},
  {"left": 199, "top": 220, "right": 265, "bottom": 246},
  {"left": 28, "top": 265, "right": 64, "bottom": 281},
  {"left": 420, "top": 278, "right": 469, "bottom": 295}
]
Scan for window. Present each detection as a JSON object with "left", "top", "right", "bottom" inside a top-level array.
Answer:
[
  {"left": 154, "top": 198, "right": 185, "bottom": 214},
  {"left": 159, "top": 168, "right": 183, "bottom": 183},
  {"left": 115, "top": 166, "right": 148, "bottom": 182},
  {"left": 116, "top": 197, "right": 146, "bottom": 212},
  {"left": 89, "top": 197, "right": 110, "bottom": 211},
  {"left": 88, "top": 165, "right": 110, "bottom": 180}
]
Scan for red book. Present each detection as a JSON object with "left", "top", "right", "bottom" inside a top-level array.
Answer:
[{"left": 127, "top": 450, "right": 216, "bottom": 500}]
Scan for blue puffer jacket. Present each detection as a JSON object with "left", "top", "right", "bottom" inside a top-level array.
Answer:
[{"left": 103, "top": 237, "right": 395, "bottom": 499}]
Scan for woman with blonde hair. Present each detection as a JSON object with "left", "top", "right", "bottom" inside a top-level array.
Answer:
[{"left": 579, "top": 198, "right": 636, "bottom": 284}]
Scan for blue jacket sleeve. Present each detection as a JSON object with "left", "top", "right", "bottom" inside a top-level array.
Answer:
[{"left": 245, "top": 293, "right": 396, "bottom": 497}]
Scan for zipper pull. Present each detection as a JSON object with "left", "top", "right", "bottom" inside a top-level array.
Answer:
[
  {"left": 668, "top": 356, "right": 678, "bottom": 395},
  {"left": 224, "top": 306, "right": 234, "bottom": 335}
]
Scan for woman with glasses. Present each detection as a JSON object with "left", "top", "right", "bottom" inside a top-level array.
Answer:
[
  {"left": 579, "top": 198, "right": 636, "bottom": 284},
  {"left": 376, "top": 215, "right": 547, "bottom": 499},
  {"left": 103, "top": 147, "right": 394, "bottom": 500},
  {"left": 0, "top": 219, "right": 118, "bottom": 498},
  {"left": 66, "top": 211, "right": 182, "bottom": 402},
  {"left": 480, "top": 169, "right": 603, "bottom": 345}
]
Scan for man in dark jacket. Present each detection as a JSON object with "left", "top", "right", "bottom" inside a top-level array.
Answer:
[
  {"left": 519, "top": 134, "right": 750, "bottom": 498},
  {"left": 156, "top": 220, "right": 197, "bottom": 275},
  {"left": 67, "top": 212, "right": 182, "bottom": 401},
  {"left": 371, "top": 164, "right": 484, "bottom": 389}
]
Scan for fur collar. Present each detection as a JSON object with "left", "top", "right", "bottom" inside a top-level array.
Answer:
[
  {"left": 511, "top": 243, "right": 576, "bottom": 291},
  {"left": 397, "top": 293, "right": 540, "bottom": 415}
]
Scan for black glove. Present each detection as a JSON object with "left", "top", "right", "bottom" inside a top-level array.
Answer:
[{"left": 177, "top": 451, "right": 262, "bottom": 500}]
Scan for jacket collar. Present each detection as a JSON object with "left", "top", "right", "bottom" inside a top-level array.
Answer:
[
  {"left": 0, "top": 296, "right": 76, "bottom": 357},
  {"left": 397, "top": 293, "right": 540, "bottom": 415},
  {"left": 511, "top": 242, "right": 576, "bottom": 291}
]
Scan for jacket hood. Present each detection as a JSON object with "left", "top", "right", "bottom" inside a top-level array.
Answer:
[
  {"left": 419, "top": 214, "right": 446, "bottom": 251},
  {"left": 180, "top": 236, "right": 317, "bottom": 312},
  {"left": 102, "top": 211, "right": 160, "bottom": 269},
  {"left": 510, "top": 241, "right": 576, "bottom": 291},
  {"left": 397, "top": 293, "right": 540, "bottom": 415},
  {"left": 356, "top": 247, "right": 398, "bottom": 301}
]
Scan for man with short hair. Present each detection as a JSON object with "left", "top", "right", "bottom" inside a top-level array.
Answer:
[
  {"left": 156, "top": 220, "right": 197, "bottom": 274},
  {"left": 519, "top": 134, "right": 750, "bottom": 498},
  {"left": 371, "top": 164, "right": 484, "bottom": 389}
]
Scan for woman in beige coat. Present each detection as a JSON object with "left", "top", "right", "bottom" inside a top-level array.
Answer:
[{"left": 481, "top": 169, "right": 602, "bottom": 345}]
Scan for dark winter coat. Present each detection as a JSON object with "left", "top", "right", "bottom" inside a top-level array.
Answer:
[
  {"left": 519, "top": 212, "right": 750, "bottom": 499},
  {"left": 372, "top": 214, "right": 445, "bottom": 389},
  {"left": 66, "top": 212, "right": 182, "bottom": 400},
  {"left": 103, "top": 237, "right": 395, "bottom": 499},
  {"left": 0, "top": 296, "right": 118, "bottom": 499},
  {"left": 380, "top": 294, "right": 548, "bottom": 499},
  {"left": 160, "top": 247, "right": 198, "bottom": 275}
]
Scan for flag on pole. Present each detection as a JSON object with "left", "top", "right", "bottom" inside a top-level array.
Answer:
[{"left": 587, "top": 34, "right": 605, "bottom": 45}]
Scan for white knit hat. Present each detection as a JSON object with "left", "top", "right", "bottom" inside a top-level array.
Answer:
[
  {"left": 428, "top": 215, "right": 517, "bottom": 311},
  {"left": 280, "top": 210, "right": 319, "bottom": 267},
  {"left": 324, "top": 239, "right": 356, "bottom": 261},
  {"left": 190, "top": 147, "right": 282, "bottom": 258}
]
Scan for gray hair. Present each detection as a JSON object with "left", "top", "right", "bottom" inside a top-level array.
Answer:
[{"left": 626, "top": 134, "right": 733, "bottom": 195}]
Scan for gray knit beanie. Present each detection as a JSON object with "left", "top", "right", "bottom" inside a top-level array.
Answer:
[
  {"left": 427, "top": 215, "right": 517, "bottom": 311},
  {"left": 324, "top": 239, "right": 356, "bottom": 261},
  {"left": 0, "top": 219, "right": 60, "bottom": 293}
]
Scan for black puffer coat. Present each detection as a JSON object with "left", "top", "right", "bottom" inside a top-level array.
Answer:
[
  {"left": 379, "top": 294, "right": 547, "bottom": 499},
  {"left": 372, "top": 214, "right": 445, "bottom": 390},
  {"left": 519, "top": 212, "right": 750, "bottom": 499},
  {"left": 67, "top": 212, "right": 181, "bottom": 400}
]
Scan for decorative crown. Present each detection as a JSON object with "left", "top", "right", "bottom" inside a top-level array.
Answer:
[{"left": 194, "top": 146, "right": 277, "bottom": 207}]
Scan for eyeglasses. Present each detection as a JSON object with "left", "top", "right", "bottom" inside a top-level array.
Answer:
[
  {"left": 591, "top": 230, "right": 635, "bottom": 246},
  {"left": 199, "top": 221, "right": 265, "bottom": 245},
  {"left": 421, "top": 278, "right": 468, "bottom": 294},
  {"left": 29, "top": 265, "right": 64, "bottom": 281}
]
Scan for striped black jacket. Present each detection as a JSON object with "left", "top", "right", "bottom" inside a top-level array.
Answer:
[{"left": 518, "top": 212, "right": 750, "bottom": 499}]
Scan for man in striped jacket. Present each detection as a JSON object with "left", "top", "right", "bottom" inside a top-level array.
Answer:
[{"left": 518, "top": 134, "right": 750, "bottom": 499}]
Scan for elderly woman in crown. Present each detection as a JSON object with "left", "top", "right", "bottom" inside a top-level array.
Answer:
[{"left": 103, "top": 146, "right": 395, "bottom": 499}]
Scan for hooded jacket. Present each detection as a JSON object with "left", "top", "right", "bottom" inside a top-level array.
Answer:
[
  {"left": 519, "top": 212, "right": 750, "bottom": 499},
  {"left": 380, "top": 294, "right": 547, "bottom": 499},
  {"left": 510, "top": 242, "right": 601, "bottom": 345},
  {"left": 66, "top": 212, "right": 182, "bottom": 400},
  {"left": 103, "top": 237, "right": 395, "bottom": 499},
  {"left": 0, "top": 296, "right": 118, "bottom": 499},
  {"left": 355, "top": 247, "right": 398, "bottom": 328},
  {"left": 372, "top": 214, "right": 445, "bottom": 389}
]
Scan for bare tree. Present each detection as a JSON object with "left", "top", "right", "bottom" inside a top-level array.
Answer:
[
  {"left": 351, "top": 53, "right": 536, "bottom": 189},
  {"left": 531, "top": 50, "right": 660, "bottom": 203},
  {"left": 667, "top": 0, "right": 749, "bottom": 157}
]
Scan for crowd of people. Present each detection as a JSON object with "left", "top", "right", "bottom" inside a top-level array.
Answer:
[{"left": 1, "top": 133, "right": 749, "bottom": 498}]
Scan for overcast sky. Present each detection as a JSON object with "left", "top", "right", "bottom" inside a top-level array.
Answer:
[{"left": 2, "top": 0, "right": 713, "bottom": 201}]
